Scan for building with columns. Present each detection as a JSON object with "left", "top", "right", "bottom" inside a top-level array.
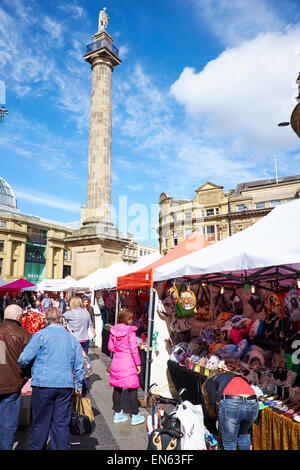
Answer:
[
  {"left": 158, "top": 175, "right": 300, "bottom": 254},
  {"left": 0, "top": 177, "right": 73, "bottom": 284}
]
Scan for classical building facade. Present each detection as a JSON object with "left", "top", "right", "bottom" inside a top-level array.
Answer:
[
  {"left": 122, "top": 237, "right": 159, "bottom": 265},
  {"left": 158, "top": 175, "right": 300, "bottom": 254},
  {"left": 0, "top": 178, "right": 73, "bottom": 284}
]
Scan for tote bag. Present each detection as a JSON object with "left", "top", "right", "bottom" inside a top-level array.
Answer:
[{"left": 70, "top": 395, "right": 93, "bottom": 436}]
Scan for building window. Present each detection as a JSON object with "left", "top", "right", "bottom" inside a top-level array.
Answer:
[
  {"left": 0, "top": 259, "right": 2, "bottom": 276},
  {"left": 237, "top": 204, "right": 247, "bottom": 212},
  {"left": 256, "top": 202, "right": 265, "bottom": 209},
  {"left": 206, "top": 208, "right": 214, "bottom": 217},
  {"left": 0, "top": 221, "right": 6, "bottom": 229},
  {"left": 0, "top": 240, "right": 4, "bottom": 252},
  {"left": 215, "top": 208, "right": 220, "bottom": 215},
  {"left": 63, "top": 265, "right": 71, "bottom": 278},
  {"left": 185, "top": 211, "right": 192, "bottom": 220},
  {"left": 185, "top": 228, "right": 192, "bottom": 239},
  {"left": 63, "top": 250, "right": 68, "bottom": 261},
  {"left": 172, "top": 230, "right": 178, "bottom": 247},
  {"left": 206, "top": 225, "right": 215, "bottom": 242},
  {"left": 201, "top": 209, "right": 205, "bottom": 218},
  {"left": 270, "top": 200, "right": 281, "bottom": 207}
]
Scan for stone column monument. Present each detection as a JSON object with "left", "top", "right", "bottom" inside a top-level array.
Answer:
[
  {"left": 82, "top": 7, "right": 121, "bottom": 227},
  {"left": 66, "top": 8, "right": 130, "bottom": 279}
]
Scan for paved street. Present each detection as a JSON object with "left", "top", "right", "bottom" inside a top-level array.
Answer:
[{"left": 13, "top": 348, "right": 150, "bottom": 451}]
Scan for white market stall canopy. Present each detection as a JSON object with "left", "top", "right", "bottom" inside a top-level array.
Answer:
[
  {"left": 72, "top": 262, "right": 129, "bottom": 291},
  {"left": 0, "top": 278, "right": 7, "bottom": 287},
  {"left": 36, "top": 275, "right": 76, "bottom": 292},
  {"left": 73, "top": 252, "right": 162, "bottom": 291},
  {"left": 154, "top": 199, "right": 300, "bottom": 287}
]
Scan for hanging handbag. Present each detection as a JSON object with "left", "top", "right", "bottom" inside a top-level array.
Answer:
[
  {"left": 169, "top": 283, "right": 196, "bottom": 319},
  {"left": 70, "top": 394, "right": 93, "bottom": 436}
]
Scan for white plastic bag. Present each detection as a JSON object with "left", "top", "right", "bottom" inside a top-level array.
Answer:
[{"left": 175, "top": 400, "right": 207, "bottom": 450}]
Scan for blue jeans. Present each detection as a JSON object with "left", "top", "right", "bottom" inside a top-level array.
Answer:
[
  {"left": 0, "top": 391, "right": 21, "bottom": 450},
  {"left": 30, "top": 387, "right": 73, "bottom": 450},
  {"left": 218, "top": 397, "right": 259, "bottom": 450}
]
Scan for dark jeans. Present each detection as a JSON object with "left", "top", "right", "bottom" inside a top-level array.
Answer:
[
  {"left": 113, "top": 387, "right": 139, "bottom": 415},
  {"left": 0, "top": 391, "right": 21, "bottom": 450},
  {"left": 218, "top": 397, "right": 259, "bottom": 450},
  {"left": 30, "top": 387, "right": 73, "bottom": 450},
  {"left": 80, "top": 341, "right": 89, "bottom": 397}
]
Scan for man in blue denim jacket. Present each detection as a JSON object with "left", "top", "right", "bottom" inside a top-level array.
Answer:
[{"left": 18, "top": 306, "right": 84, "bottom": 450}]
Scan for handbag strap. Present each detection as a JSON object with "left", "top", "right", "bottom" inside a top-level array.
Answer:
[{"left": 76, "top": 394, "right": 85, "bottom": 414}]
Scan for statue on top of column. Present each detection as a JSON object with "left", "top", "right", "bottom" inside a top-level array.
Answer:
[{"left": 98, "top": 7, "right": 109, "bottom": 32}]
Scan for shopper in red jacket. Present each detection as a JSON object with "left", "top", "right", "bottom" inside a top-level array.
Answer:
[{"left": 108, "top": 309, "right": 145, "bottom": 426}]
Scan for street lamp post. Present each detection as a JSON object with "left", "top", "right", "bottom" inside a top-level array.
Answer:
[
  {"left": 0, "top": 106, "right": 8, "bottom": 124},
  {"left": 278, "top": 71, "right": 300, "bottom": 138}
]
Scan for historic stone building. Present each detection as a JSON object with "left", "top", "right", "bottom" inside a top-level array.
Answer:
[
  {"left": 0, "top": 177, "right": 73, "bottom": 284},
  {"left": 158, "top": 175, "right": 300, "bottom": 254}
]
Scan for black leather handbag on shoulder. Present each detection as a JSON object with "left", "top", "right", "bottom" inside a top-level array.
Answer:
[{"left": 69, "top": 394, "right": 93, "bottom": 436}]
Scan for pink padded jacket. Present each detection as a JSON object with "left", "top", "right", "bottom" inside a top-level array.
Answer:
[{"left": 108, "top": 323, "right": 141, "bottom": 389}]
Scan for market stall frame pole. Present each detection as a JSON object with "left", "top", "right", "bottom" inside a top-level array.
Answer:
[
  {"left": 143, "top": 287, "right": 155, "bottom": 405},
  {"left": 114, "top": 290, "right": 119, "bottom": 325},
  {"left": 91, "top": 283, "right": 95, "bottom": 308}
]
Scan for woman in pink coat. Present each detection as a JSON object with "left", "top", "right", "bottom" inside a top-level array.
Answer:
[{"left": 108, "top": 309, "right": 145, "bottom": 426}]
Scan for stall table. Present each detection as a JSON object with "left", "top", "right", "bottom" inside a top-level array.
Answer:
[{"left": 252, "top": 407, "right": 300, "bottom": 450}]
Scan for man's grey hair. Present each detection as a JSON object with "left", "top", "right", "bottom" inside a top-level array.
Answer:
[{"left": 45, "top": 306, "right": 62, "bottom": 324}]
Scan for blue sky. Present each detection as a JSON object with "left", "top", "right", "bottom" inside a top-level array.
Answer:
[{"left": 1, "top": 0, "right": 300, "bottom": 247}]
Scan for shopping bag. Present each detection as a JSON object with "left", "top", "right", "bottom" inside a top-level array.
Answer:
[
  {"left": 73, "top": 394, "right": 95, "bottom": 423},
  {"left": 147, "top": 426, "right": 183, "bottom": 450},
  {"left": 70, "top": 395, "right": 93, "bottom": 436},
  {"left": 175, "top": 401, "right": 207, "bottom": 450},
  {"left": 82, "top": 350, "right": 95, "bottom": 379}
]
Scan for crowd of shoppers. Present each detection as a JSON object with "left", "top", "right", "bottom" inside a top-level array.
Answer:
[{"left": 0, "top": 292, "right": 145, "bottom": 451}]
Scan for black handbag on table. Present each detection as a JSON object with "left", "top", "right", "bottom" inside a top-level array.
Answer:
[{"left": 69, "top": 394, "right": 93, "bottom": 436}]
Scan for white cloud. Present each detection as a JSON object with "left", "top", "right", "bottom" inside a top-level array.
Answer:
[
  {"left": 15, "top": 189, "right": 82, "bottom": 213},
  {"left": 118, "top": 45, "right": 130, "bottom": 59},
  {"left": 43, "top": 16, "right": 64, "bottom": 42},
  {"left": 126, "top": 183, "right": 145, "bottom": 191},
  {"left": 170, "top": 27, "right": 300, "bottom": 158},
  {"left": 58, "top": 4, "right": 87, "bottom": 19},
  {"left": 190, "top": 0, "right": 286, "bottom": 46}
]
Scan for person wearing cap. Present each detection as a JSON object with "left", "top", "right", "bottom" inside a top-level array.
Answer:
[
  {"left": 18, "top": 306, "right": 84, "bottom": 450},
  {"left": 0, "top": 304, "right": 32, "bottom": 450},
  {"left": 201, "top": 370, "right": 259, "bottom": 450}
]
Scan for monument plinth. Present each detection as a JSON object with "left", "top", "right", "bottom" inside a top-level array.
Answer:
[{"left": 66, "top": 8, "right": 130, "bottom": 279}]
